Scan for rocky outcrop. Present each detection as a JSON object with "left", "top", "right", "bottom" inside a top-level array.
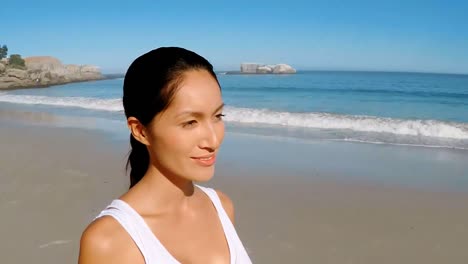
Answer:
[
  {"left": 0, "top": 56, "right": 103, "bottom": 90},
  {"left": 272, "top": 64, "right": 295, "bottom": 74},
  {"left": 240, "top": 63, "right": 296, "bottom": 74},
  {"left": 257, "top": 65, "right": 272, "bottom": 73}
]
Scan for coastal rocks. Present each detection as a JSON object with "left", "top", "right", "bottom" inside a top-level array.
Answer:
[
  {"left": 240, "top": 63, "right": 258, "bottom": 73},
  {"left": 6, "top": 68, "right": 28, "bottom": 79},
  {"left": 80, "top": 65, "right": 102, "bottom": 79},
  {"left": 0, "top": 68, "right": 31, "bottom": 89},
  {"left": 257, "top": 65, "right": 273, "bottom": 73},
  {"left": 0, "top": 72, "right": 31, "bottom": 89},
  {"left": 273, "top": 64, "right": 296, "bottom": 74},
  {"left": 0, "top": 56, "right": 103, "bottom": 90},
  {"left": 25, "top": 56, "right": 62, "bottom": 70},
  {"left": 240, "top": 63, "right": 296, "bottom": 74}
]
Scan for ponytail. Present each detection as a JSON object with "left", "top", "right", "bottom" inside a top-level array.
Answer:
[{"left": 126, "top": 134, "right": 150, "bottom": 188}]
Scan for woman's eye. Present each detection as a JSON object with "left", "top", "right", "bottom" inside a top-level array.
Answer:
[
  {"left": 215, "top": 114, "right": 225, "bottom": 121},
  {"left": 183, "top": 120, "right": 197, "bottom": 128}
]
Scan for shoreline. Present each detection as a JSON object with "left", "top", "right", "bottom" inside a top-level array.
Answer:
[
  {"left": 0, "top": 74, "right": 123, "bottom": 91},
  {"left": 1, "top": 105, "right": 467, "bottom": 193}
]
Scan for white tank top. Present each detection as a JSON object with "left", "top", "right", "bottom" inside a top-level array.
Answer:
[{"left": 95, "top": 185, "right": 252, "bottom": 264}]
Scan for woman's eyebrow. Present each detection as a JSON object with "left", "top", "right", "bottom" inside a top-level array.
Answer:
[
  {"left": 213, "top": 103, "right": 225, "bottom": 113},
  {"left": 176, "top": 103, "right": 225, "bottom": 118}
]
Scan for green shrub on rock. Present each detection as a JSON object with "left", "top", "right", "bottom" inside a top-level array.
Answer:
[{"left": 9, "top": 54, "right": 26, "bottom": 69}]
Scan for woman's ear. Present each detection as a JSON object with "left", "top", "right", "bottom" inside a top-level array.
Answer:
[{"left": 127, "top": 117, "right": 150, "bottom": 146}]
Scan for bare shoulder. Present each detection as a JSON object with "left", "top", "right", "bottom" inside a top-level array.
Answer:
[
  {"left": 215, "top": 190, "right": 235, "bottom": 224},
  {"left": 79, "top": 216, "right": 142, "bottom": 264}
]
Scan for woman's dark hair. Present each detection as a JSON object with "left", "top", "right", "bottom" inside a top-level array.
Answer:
[{"left": 123, "top": 47, "right": 219, "bottom": 188}]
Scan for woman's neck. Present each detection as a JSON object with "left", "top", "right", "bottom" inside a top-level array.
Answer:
[{"left": 121, "top": 165, "right": 197, "bottom": 215}]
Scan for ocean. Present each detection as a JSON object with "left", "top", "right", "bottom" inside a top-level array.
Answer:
[{"left": 1, "top": 71, "right": 468, "bottom": 150}]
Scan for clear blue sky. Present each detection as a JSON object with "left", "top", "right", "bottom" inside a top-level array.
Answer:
[{"left": 2, "top": 0, "right": 467, "bottom": 74}]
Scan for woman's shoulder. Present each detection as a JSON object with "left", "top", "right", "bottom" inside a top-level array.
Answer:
[
  {"left": 81, "top": 216, "right": 123, "bottom": 247},
  {"left": 214, "top": 189, "right": 235, "bottom": 224},
  {"left": 78, "top": 216, "right": 142, "bottom": 264}
]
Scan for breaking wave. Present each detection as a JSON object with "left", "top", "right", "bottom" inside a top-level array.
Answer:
[{"left": 1, "top": 93, "right": 467, "bottom": 140}]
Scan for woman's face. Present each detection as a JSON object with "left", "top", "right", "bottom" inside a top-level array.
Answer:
[{"left": 145, "top": 69, "right": 225, "bottom": 182}]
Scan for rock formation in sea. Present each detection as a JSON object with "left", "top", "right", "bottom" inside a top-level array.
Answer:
[
  {"left": 240, "top": 63, "right": 296, "bottom": 74},
  {"left": 0, "top": 56, "right": 103, "bottom": 89}
]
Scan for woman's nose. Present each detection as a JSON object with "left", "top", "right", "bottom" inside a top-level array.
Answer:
[{"left": 199, "top": 122, "right": 220, "bottom": 150}]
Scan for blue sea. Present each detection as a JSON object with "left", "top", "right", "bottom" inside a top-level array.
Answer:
[{"left": 1, "top": 71, "right": 468, "bottom": 150}]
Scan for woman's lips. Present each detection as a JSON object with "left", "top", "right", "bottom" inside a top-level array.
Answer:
[{"left": 191, "top": 154, "right": 216, "bottom": 166}]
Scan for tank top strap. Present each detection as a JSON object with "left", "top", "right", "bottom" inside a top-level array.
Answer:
[
  {"left": 95, "top": 200, "right": 180, "bottom": 264},
  {"left": 196, "top": 185, "right": 238, "bottom": 264},
  {"left": 196, "top": 186, "right": 225, "bottom": 212}
]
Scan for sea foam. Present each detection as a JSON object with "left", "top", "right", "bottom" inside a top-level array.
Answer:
[
  {"left": 0, "top": 94, "right": 123, "bottom": 112},
  {"left": 224, "top": 106, "right": 468, "bottom": 140},
  {"left": 1, "top": 93, "right": 467, "bottom": 140}
]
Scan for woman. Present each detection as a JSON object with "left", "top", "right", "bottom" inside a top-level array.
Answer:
[{"left": 78, "top": 47, "right": 252, "bottom": 264}]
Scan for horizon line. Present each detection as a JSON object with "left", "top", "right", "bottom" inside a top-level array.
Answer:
[{"left": 102, "top": 69, "right": 468, "bottom": 77}]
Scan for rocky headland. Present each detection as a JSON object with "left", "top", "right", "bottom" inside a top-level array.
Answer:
[
  {"left": 0, "top": 56, "right": 103, "bottom": 90},
  {"left": 239, "top": 63, "right": 296, "bottom": 74}
]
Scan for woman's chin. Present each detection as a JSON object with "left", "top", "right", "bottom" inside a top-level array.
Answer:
[{"left": 191, "top": 168, "right": 216, "bottom": 182}]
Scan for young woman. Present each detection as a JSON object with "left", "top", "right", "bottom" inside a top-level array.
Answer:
[{"left": 78, "top": 47, "right": 252, "bottom": 264}]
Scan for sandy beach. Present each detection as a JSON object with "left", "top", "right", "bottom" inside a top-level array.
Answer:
[
  {"left": 3, "top": 0, "right": 468, "bottom": 262},
  {"left": 1, "top": 111, "right": 468, "bottom": 264}
]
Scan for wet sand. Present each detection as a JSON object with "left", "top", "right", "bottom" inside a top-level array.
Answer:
[{"left": 1, "top": 120, "right": 468, "bottom": 263}]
